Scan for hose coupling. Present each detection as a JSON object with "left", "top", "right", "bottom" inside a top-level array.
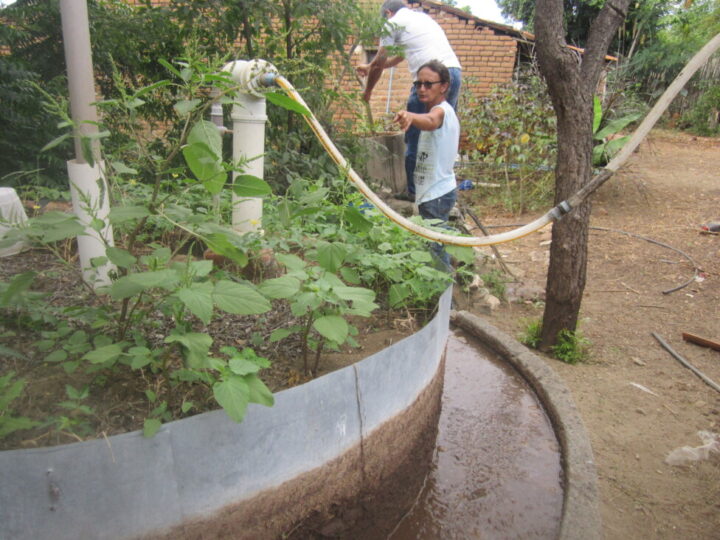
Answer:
[{"left": 549, "top": 200, "right": 572, "bottom": 221}]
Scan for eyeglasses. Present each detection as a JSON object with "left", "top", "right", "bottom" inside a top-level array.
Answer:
[{"left": 413, "top": 80, "right": 443, "bottom": 89}]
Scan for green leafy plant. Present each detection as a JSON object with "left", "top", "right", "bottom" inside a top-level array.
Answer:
[
  {"left": 519, "top": 318, "right": 589, "bottom": 364},
  {"left": 551, "top": 329, "right": 590, "bottom": 365},
  {"left": 460, "top": 67, "right": 557, "bottom": 214},
  {"left": 261, "top": 251, "right": 378, "bottom": 375},
  {"left": 519, "top": 318, "right": 543, "bottom": 349},
  {"left": 0, "top": 372, "right": 41, "bottom": 438},
  {"left": 592, "top": 95, "right": 643, "bottom": 166}
]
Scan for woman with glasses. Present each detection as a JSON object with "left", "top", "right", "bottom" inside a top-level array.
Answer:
[
  {"left": 393, "top": 60, "right": 459, "bottom": 271},
  {"left": 356, "top": 0, "right": 461, "bottom": 203}
]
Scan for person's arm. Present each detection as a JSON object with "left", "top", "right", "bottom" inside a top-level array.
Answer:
[
  {"left": 394, "top": 106, "right": 445, "bottom": 132},
  {"left": 356, "top": 47, "right": 404, "bottom": 102}
]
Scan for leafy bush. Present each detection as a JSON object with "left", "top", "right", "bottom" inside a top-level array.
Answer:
[
  {"left": 0, "top": 49, "right": 454, "bottom": 447},
  {"left": 459, "top": 67, "right": 557, "bottom": 214},
  {"left": 519, "top": 318, "right": 590, "bottom": 364},
  {"left": 679, "top": 83, "right": 720, "bottom": 136}
]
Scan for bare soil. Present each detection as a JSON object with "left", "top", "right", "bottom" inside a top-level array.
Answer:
[{"left": 461, "top": 129, "right": 720, "bottom": 539}]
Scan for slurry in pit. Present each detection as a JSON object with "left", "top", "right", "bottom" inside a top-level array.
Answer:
[{"left": 387, "top": 331, "right": 563, "bottom": 539}]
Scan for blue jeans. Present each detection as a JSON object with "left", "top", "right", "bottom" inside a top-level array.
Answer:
[
  {"left": 419, "top": 188, "right": 457, "bottom": 271},
  {"left": 405, "top": 67, "right": 461, "bottom": 195}
]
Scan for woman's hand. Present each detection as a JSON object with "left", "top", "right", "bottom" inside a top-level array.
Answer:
[{"left": 393, "top": 110, "right": 414, "bottom": 131}]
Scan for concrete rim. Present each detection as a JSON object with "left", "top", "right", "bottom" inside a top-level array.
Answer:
[{"left": 451, "top": 310, "right": 602, "bottom": 540}]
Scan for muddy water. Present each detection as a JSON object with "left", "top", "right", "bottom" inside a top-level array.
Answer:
[{"left": 388, "top": 331, "right": 563, "bottom": 539}]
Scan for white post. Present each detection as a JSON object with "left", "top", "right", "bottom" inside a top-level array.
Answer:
[
  {"left": 222, "top": 60, "right": 277, "bottom": 234},
  {"left": 59, "top": 0, "right": 115, "bottom": 288}
]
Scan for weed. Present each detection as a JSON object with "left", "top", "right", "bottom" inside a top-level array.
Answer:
[
  {"left": 519, "top": 318, "right": 542, "bottom": 349},
  {"left": 552, "top": 329, "right": 590, "bottom": 365},
  {"left": 480, "top": 269, "right": 507, "bottom": 300}
]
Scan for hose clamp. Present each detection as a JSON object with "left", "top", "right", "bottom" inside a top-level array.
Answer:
[{"left": 549, "top": 200, "right": 572, "bottom": 221}]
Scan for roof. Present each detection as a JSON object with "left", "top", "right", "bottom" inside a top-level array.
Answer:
[
  {"left": 407, "top": 0, "right": 533, "bottom": 41},
  {"left": 407, "top": 1, "right": 618, "bottom": 62}
]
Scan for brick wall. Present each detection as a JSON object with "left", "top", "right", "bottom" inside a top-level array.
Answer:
[{"left": 337, "top": 0, "right": 524, "bottom": 130}]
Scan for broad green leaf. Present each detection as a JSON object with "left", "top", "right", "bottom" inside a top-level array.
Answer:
[
  {"left": 0, "top": 416, "right": 41, "bottom": 438},
  {"left": 232, "top": 175, "right": 272, "bottom": 197},
  {"left": 259, "top": 276, "right": 300, "bottom": 299},
  {"left": 270, "top": 327, "right": 295, "bottom": 342},
  {"left": 340, "top": 267, "right": 361, "bottom": 285},
  {"left": 45, "top": 349, "right": 68, "bottom": 363},
  {"left": 176, "top": 282, "right": 214, "bottom": 324},
  {"left": 83, "top": 343, "right": 126, "bottom": 365},
  {"left": 214, "top": 280, "right": 271, "bottom": 315},
  {"left": 389, "top": 283, "right": 410, "bottom": 307},
  {"left": 275, "top": 253, "right": 306, "bottom": 271},
  {"left": 109, "top": 276, "right": 145, "bottom": 299},
  {"left": 34, "top": 214, "right": 84, "bottom": 242},
  {"left": 410, "top": 250, "right": 432, "bottom": 262},
  {"left": 165, "top": 332, "right": 213, "bottom": 369},
  {"left": 264, "top": 92, "right": 310, "bottom": 116},
  {"left": 246, "top": 374, "right": 274, "bottom": 407},
  {"left": 108, "top": 205, "right": 150, "bottom": 224},
  {"left": 143, "top": 418, "right": 162, "bottom": 438},
  {"left": 106, "top": 247, "right": 137, "bottom": 269},
  {"left": 0, "top": 271, "right": 36, "bottom": 306},
  {"left": 174, "top": 98, "right": 201, "bottom": 116},
  {"left": 317, "top": 242, "right": 346, "bottom": 273},
  {"left": 110, "top": 269, "right": 179, "bottom": 300},
  {"left": 213, "top": 377, "right": 249, "bottom": 423},
  {"left": 128, "top": 347, "right": 153, "bottom": 370},
  {"left": 228, "top": 357, "right": 262, "bottom": 376},
  {"left": 205, "top": 233, "right": 248, "bottom": 267},
  {"left": 182, "top": 142, "right": 226, "bottom": 194},
  {"left": 344, "top": 206, "right": 373, "bottom": 232},
  {"left": 187, "top": 120, "right": 222, "bottom": 157},
  {"left": 0, "top": 374, "right": 25, "bottom": 409},
  {"left": 299, "top": 187, "right": 329, "bottom": 205},
  {"left": 110, "top": 161, "right": 138, "bottom": 175},
  {"left": 313, "top": 315, "right": 348, "bottom": 344},
  {"left": 333, "top": 285, "right": 375, "bottom": 304},
  {"left": 595, "top": 113, "right": 642, "bottom": 141},
  {"left": 446, "top": 245, "right": 474, "bottom": 265}
]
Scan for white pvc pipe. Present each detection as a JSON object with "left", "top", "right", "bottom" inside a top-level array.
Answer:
[
  {"left": 67, "top": 160, "right": 115, "bottom": 288},
  {"left": 223, "top": 60, "right": 275, "bottom": 234}
]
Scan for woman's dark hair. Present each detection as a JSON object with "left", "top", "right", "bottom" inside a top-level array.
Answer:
[{"left": 418, "top": 59, "right": 450, "bottom": 85}]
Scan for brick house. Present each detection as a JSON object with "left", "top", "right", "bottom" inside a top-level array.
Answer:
[{"left": 348, "top": 0, "right": 532, "bottom": 124}]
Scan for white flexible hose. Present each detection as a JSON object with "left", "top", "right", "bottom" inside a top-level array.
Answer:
[{"left": 275, "top": 75, "right": 555, "bottom": 247}]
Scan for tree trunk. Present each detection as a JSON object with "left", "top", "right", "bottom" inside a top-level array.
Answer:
[{"left": 534, "top": 0, "right": 630, "bottom": 350}]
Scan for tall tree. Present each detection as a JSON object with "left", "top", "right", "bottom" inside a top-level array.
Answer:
[{"left": 534, "top": 0, "right": 630, "bottom": 350}]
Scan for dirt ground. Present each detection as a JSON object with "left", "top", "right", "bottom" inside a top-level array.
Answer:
[{"left": 462, "top": 129, "right": 720, "bottom": 539}]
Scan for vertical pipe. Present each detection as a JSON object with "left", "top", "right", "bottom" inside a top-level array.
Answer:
[
  {"left": 59, "top": 0, "right": 115, "bottom": 287},
  {"left": 230, "top": 92, "right": 266, "bottom": 233},
  {"left": 223, "top": 60, "right": 275, "bottom": 234},
  {"left": 59, "top": 0, "right": 99, "bottom": 163}
]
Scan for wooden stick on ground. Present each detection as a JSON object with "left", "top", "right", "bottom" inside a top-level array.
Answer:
[{"left": 682, "top": 332, "right": 720, "bottom": 352}]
